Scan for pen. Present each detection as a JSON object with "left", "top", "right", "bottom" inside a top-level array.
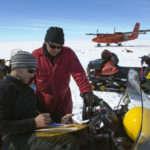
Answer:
[{"left": 73, "top": 112, "right": 81, "bottom": 116}]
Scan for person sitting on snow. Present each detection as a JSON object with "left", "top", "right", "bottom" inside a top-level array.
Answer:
[{"left": 0, "top": 51, "right": 80, "bottom": 150}]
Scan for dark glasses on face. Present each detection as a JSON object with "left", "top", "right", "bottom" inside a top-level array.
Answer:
[
  {"left": 49, "top": 44, "right": 62, "bottom": 49},
  {"left": 27, "top": 68, "right": 36, "bottom": 74}
]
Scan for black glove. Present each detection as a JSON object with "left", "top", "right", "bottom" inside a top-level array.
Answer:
[{"left": 81, "top": 92, "right": 102, "bottom": 107}]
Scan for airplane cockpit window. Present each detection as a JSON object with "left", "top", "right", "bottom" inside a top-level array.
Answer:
[{"left": 98, "top": 35, "right": 104, "bottom": 37}]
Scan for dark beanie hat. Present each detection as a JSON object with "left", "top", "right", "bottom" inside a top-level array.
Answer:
[
  {"left": 11, "top": 51, "right": 37, "bottom": 70},
  {"left": 44, "top": 27, "right": 64, "bottom": 45}
]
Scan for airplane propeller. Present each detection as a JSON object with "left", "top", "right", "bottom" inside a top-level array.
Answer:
[
  {"left": 97, "top": 29, "right": 98, "bottom": 34},
  {"left": 114, "top": 27, "right": 116, "bottom": 33}
]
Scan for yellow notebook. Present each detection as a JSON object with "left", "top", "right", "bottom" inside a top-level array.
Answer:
[{"left": 36, "top": 124, "right": 88, "bottom": 137}]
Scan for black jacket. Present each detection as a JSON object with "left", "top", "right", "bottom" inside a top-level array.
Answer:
[{"left": 0, "top": 75, "right": 61, "bottom": 148}]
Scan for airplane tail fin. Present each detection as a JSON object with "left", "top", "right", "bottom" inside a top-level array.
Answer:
[{"left": 132, "top": 23, "right": 140, "bottom": 39}]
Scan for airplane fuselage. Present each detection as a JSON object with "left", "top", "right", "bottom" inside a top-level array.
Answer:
[{"left": 92, "top": 33, "right": 137, "bottom": 44}]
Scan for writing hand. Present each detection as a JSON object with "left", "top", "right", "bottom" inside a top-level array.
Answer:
[{"left": 35, "top": 113, "right": 52, "bottom": 128}]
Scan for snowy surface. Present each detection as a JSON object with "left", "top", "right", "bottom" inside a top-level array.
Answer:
[{"left": 0, "top": 40, "right": 150, "bottom": 122}]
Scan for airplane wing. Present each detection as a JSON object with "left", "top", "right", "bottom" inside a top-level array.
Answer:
[
  {"left": 86, "top": 33, "right": 97, "bottom": 35},
  {"left": 86, "top": 29, "right": 150, "bottom": 36},
  {"left": 115, "top": 29, "right": 150, "bottom": 35},
  {"left": 138, "top": 29, "right": 150, "bottom": 33},
  {"left": 86, "top": 33, "right": 107, "bottom": 36}
]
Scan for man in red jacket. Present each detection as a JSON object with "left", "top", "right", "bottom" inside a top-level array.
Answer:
[{"left": 32, "top": 27, "right": 95, "bottom": 117}]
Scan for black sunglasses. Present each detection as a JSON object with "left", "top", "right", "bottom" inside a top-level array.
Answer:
[
  {"left": 27, "top": 68, "right": 36, "bottom": 74},
  {"left": 49, "top": 44, "right": 62, "bottom": 49}
]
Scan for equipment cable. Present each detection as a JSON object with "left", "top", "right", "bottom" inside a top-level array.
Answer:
[{"left": 132, "top": 61, "right": 144, "bottom": 149}]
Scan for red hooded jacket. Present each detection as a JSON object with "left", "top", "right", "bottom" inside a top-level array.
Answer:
[{"left": 32, "top": 46, "right": 92, "bottom": 115}]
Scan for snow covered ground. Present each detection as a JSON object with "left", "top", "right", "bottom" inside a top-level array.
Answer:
[{"left": 0, "top": 39, "right": 150, "bottom": 122}]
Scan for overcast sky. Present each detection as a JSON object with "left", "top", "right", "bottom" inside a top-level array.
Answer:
[{"left": 0, "top": 0, "right": 150, "bottom": 41}]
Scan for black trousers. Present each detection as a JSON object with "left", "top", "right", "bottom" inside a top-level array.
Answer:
[{"left": 2, "top": 133, "right": 79, "bottom": 150}]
